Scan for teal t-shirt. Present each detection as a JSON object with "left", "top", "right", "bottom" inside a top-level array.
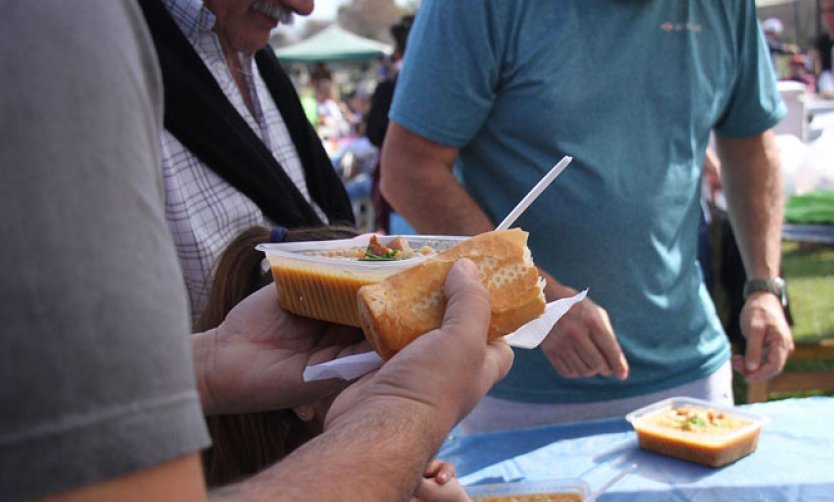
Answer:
[{"left": 390, "top": 0, "right": 785, "bottom": 403}]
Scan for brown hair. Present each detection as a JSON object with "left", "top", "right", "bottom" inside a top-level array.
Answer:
[{"left": 197, "top": 224, "right": 358, "bottom": 487}]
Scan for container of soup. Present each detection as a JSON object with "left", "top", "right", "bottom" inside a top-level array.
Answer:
[
  {"left": 625, "top": 396, "right": 769, "bottom": 467},
  {"left": 257, "top": 235, "right": 466, "bottom": 326},
  {"left": 465, "top": 478, "right": 590, "bottom": 502}
]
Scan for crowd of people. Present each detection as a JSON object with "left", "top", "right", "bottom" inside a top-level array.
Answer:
[
  {"left": 0, "top": 0, "right": 805, "bottom": 500},
  {"left": 761, "top": 1, "right": 834, "bottom": 95},
  {"left": 302, "top": 67, "right": 381, "bottom": 228}
]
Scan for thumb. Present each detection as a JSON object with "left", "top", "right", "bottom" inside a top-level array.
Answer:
[{"left": 442, "top": 259, "right": 491, "bottom": 341}]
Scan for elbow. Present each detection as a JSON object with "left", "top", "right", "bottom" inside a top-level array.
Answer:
[
  {"left": 379, "top": 170, "right": 403, "bottom": 209},
  {"left": 379, "top": 140, "right": 405, "bottom": 208},
  {"left": 379, "top": 163, "right": 408, "bottom": 214}
]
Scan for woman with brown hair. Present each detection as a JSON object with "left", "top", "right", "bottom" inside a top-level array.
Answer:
[{"left": 195, "top": 225, "right": 355, "bottom": 486}]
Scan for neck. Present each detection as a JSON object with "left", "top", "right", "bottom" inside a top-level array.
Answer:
[{"left": 218, "top": 37, "right": 256, "bottom": 115}]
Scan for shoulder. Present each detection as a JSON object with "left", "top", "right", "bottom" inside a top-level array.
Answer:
[{"left": 0, "top": 3, "right": 208, "bottom": 499}]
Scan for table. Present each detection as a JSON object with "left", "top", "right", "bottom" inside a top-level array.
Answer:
[
  {"left": 783, "top": 223, "right": 834, "bottom": 244},
  {"left": 806, "top": 96, "right": 834, "bottom": 117},
  {"left": 806, "top": 96, "right": 834, "bottom": 140},
  {"left": 439, "top": 397, "right": 834, "bottom": 501}
]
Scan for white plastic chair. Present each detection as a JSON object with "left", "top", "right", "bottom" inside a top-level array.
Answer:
[{"left": 773, "top": 80, "right": 808, "bottom": 142}]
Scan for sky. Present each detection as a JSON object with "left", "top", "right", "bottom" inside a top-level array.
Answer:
[
  {"left": 280, "top": 2, "right": 340, "bottom": 39},
  {"left": 283, "top": 0, "right": 409, "bottom": 39},
  {"left": 306, "top": 0, "right": 413, "bottom": 23},
  {"left": 280, "top": 0, "right": 353, "bottom": 37},
  {"left": 308, "top": 0, "right": 348, "bottom": 22}
]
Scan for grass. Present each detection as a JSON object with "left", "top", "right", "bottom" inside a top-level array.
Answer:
[{"left": 782, "top": 241, "right": 834, "bottom": 343}]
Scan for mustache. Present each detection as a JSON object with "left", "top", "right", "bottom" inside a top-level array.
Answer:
[{"left": 251, "top": 1, "right": 295, "bottom": 25}]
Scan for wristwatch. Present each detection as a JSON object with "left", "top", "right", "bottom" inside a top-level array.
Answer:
[{"left": 743, "top": 277, "right": 787, "bottom": 307}]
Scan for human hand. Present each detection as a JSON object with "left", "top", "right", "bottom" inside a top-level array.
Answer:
[
  {"left": 193, "top": 284, "right": 370, "bottom": 416},
  {"left": 412, "top": 459, "right": 470, "bottom": 502},
  {"left": 732, "top": 293, "right": 794, "bottom": 382},
  {"left": 539, "top": 278, "right": 629, "bottom": 380},
  {"left": 324, "top": 258, "right": 514, "bottom": 434}
]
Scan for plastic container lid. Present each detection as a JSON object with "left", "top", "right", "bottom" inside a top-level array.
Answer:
[
  {"left": 256, "top": 234, "right": 468, "bottom": 326},
  {"left": 257, "top": 234, "right": 467, "bottom": 274},
  {"left": 625, "top": 396, "right": 769, "bottom": 445},
  {"left": 466, "top": 478, "right": 591, "bottom": 501}
]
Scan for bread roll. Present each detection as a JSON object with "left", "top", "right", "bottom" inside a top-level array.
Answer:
[{"left": 356, "top": 228, "right": 546, "bottom": 359}]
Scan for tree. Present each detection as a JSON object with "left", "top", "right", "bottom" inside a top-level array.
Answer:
[
  {"left": 337, "top": 0, "right": 410, "bottom": 43},
  {"left": 299, "top": 19, "right": 332, "bottom": 40}
]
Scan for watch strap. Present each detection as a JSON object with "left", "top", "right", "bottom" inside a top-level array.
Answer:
[{"left": 743, "top": 277, "right": 787, "bottom": 306}]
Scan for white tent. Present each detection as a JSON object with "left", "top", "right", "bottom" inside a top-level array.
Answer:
[{"left": 757, "top": 0, "right": 799, "bottom": 6}]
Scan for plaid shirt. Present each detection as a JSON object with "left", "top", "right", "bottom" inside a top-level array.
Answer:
[{"left": 161, "top": 0, "right": 325, "bottom": 322}]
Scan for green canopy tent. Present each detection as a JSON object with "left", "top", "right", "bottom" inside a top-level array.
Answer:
[{"left": 275, "top": 24, "right": 392, "bottom": 63}]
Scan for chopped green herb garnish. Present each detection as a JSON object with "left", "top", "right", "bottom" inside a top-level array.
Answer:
[
  {"left": 360, "top": 250, "right": 399, "bottom": 261},
  {"left": 688, "top": 415, "right": 707, "bottom": 427}
]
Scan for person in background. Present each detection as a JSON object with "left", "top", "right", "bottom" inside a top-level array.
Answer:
[
  {"left": 762, "top": 17, "right": 798, "bottom": 78},
  {"left": 811, "top": 0, "right": 834, "bottom": 94},
  {"left": 310, "top": 61, "right": 333, "bottom": 88},
  {"left": 0, "top": 5, "right": 513, "bottom": 500},
  {"left": 315, "top": 77, "right": 352, "bottom": 141},
  {"left": 331, "top": 87, "right": 380, "bottom": 224},
  {"left": 381, "top": 0, "right": 794, "bottom": 433},
  {"left": 196, "top": 226, "right": 356, "bottom": 487},
  {"left": 787, "top": 54, "right": 816, "bottom": 92},
  {"left": 137, "top": 0, "right": 355, "bottom": 323},
  {"left": 366, "top": 14, "right": 417, "bottom": 234},
  {"left": 345, "top": 85, "right": 373, "bottom": 137}
]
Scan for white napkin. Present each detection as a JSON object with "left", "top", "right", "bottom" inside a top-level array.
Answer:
[
  {"left": 303, "top": 289, "right": 589, "bottom": 382},
  {"left": 503, "top": 288, "right": 587, "bottom": 348},
  {"left": 303, "top": 351, "right": 384, "bottom": 381}
]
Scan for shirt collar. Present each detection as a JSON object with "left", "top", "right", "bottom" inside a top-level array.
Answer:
[{"left": 162, "top": 0, "right": 216, "bottom": 42}]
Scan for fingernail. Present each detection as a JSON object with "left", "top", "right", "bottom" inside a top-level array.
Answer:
[{"left": 456, "top": 258, "right": 477, "bottom": 273}]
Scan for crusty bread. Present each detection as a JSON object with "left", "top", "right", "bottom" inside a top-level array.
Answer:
[{"left": 356, "top": 228, "right": 546, "bottom": 359}]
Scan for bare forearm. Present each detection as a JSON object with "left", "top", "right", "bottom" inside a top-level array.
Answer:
[
  {"left": 380, "top": 122, "right": 494, "bottom": 236},
  {"left": 716, "top": 131, "right": 783, "bottom": 279},
  {"left": 210, "top": 400, "right": 449, "bottom": 501},
  {"left": 392, "top": 170, "right": 492, "bottom": 236}
]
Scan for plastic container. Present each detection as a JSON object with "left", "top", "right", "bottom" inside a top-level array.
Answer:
[
  {"left": 466, "top": 478, "right": 590, "bottom": 502},
  {"left": 257, "top": 235, "right": 466, "bottom": 326},
  {"left": 625, "top": 396, "right": 769, "bottom": 468}
]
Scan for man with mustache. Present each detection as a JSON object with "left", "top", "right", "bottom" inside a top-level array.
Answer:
[{"left": 138, "top": 0, "right": 356, "bottom": 323}]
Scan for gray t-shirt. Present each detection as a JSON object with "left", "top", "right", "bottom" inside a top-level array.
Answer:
[{"left": 0, "top": 1, "right": 210, "bottom": 499}]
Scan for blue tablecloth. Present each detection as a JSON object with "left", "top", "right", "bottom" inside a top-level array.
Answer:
[{"left": 439, "top": 397, "right": 834, "bottom": 501}]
